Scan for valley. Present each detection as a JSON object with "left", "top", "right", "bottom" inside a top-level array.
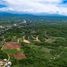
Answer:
[{"left": 0, "top": 18, "right": 67, "bottom": 67}]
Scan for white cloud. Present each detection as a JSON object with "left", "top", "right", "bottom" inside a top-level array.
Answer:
[{"left": 0, "top": 0, "right": 67, "bottom": 15}]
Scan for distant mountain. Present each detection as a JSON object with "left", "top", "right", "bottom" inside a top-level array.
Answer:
[
  {"left": 0, "top": 12, "right": 67, "bottom": 17},
  {"left": 0, "top": 12, "right": 34, "bottom": 16},
  {"left": 0, "top": 12, "right": 67, "bottom": 22}
]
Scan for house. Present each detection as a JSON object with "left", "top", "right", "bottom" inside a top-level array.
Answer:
[
  {"left": 0, "top": 59, "right": 4, "bottom": 66},
  {"left": 0, "top": 59, "right": 12, "bottom": 67}
]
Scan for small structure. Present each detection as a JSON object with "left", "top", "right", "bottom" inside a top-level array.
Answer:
[
  {"left": 0, "top": 25, "right": 4, "bottom": 28},
  {"left": 13, "top": 24, "right": 17, "bottom": 26},
  {"left": 0, "top": 59, "right": 12, "bottom": 67},
  {"left": 0, "top": 59, "right": 4, "bottom": 66}
]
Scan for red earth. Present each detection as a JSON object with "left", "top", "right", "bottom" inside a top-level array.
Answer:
[
  {"left": 10, "top": 52, "right": 26, "bottom": 60},
  {"left": 3, "top": 42, "right": 26, "bottom": 60},
  {"left": 4, "top": 42, "right": 21, "bottom": 49}
]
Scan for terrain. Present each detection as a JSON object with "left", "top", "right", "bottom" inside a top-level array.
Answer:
[{"left": 0, "top": 13, "right": 67, "bottom": 67}]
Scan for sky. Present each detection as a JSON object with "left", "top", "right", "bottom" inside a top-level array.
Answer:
[{"left": 0, "top": 0, "right": 67, "bottom": 15}]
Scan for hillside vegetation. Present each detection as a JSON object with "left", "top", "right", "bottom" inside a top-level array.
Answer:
[{"left": 0, "top": 20, "right": 67, "bottom": 67}]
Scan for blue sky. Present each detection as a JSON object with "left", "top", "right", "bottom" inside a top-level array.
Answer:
[{"left": 0, "top": 0, "right": 67, "bottom": 15}]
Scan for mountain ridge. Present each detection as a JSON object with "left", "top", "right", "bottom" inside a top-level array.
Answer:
[{"left": 0, "top": 12, "right": 67, "bottom": 17}]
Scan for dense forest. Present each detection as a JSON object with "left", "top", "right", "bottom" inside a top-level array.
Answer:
[{"left": 0, "top": 15, "right": 67, "bottom": 67}]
